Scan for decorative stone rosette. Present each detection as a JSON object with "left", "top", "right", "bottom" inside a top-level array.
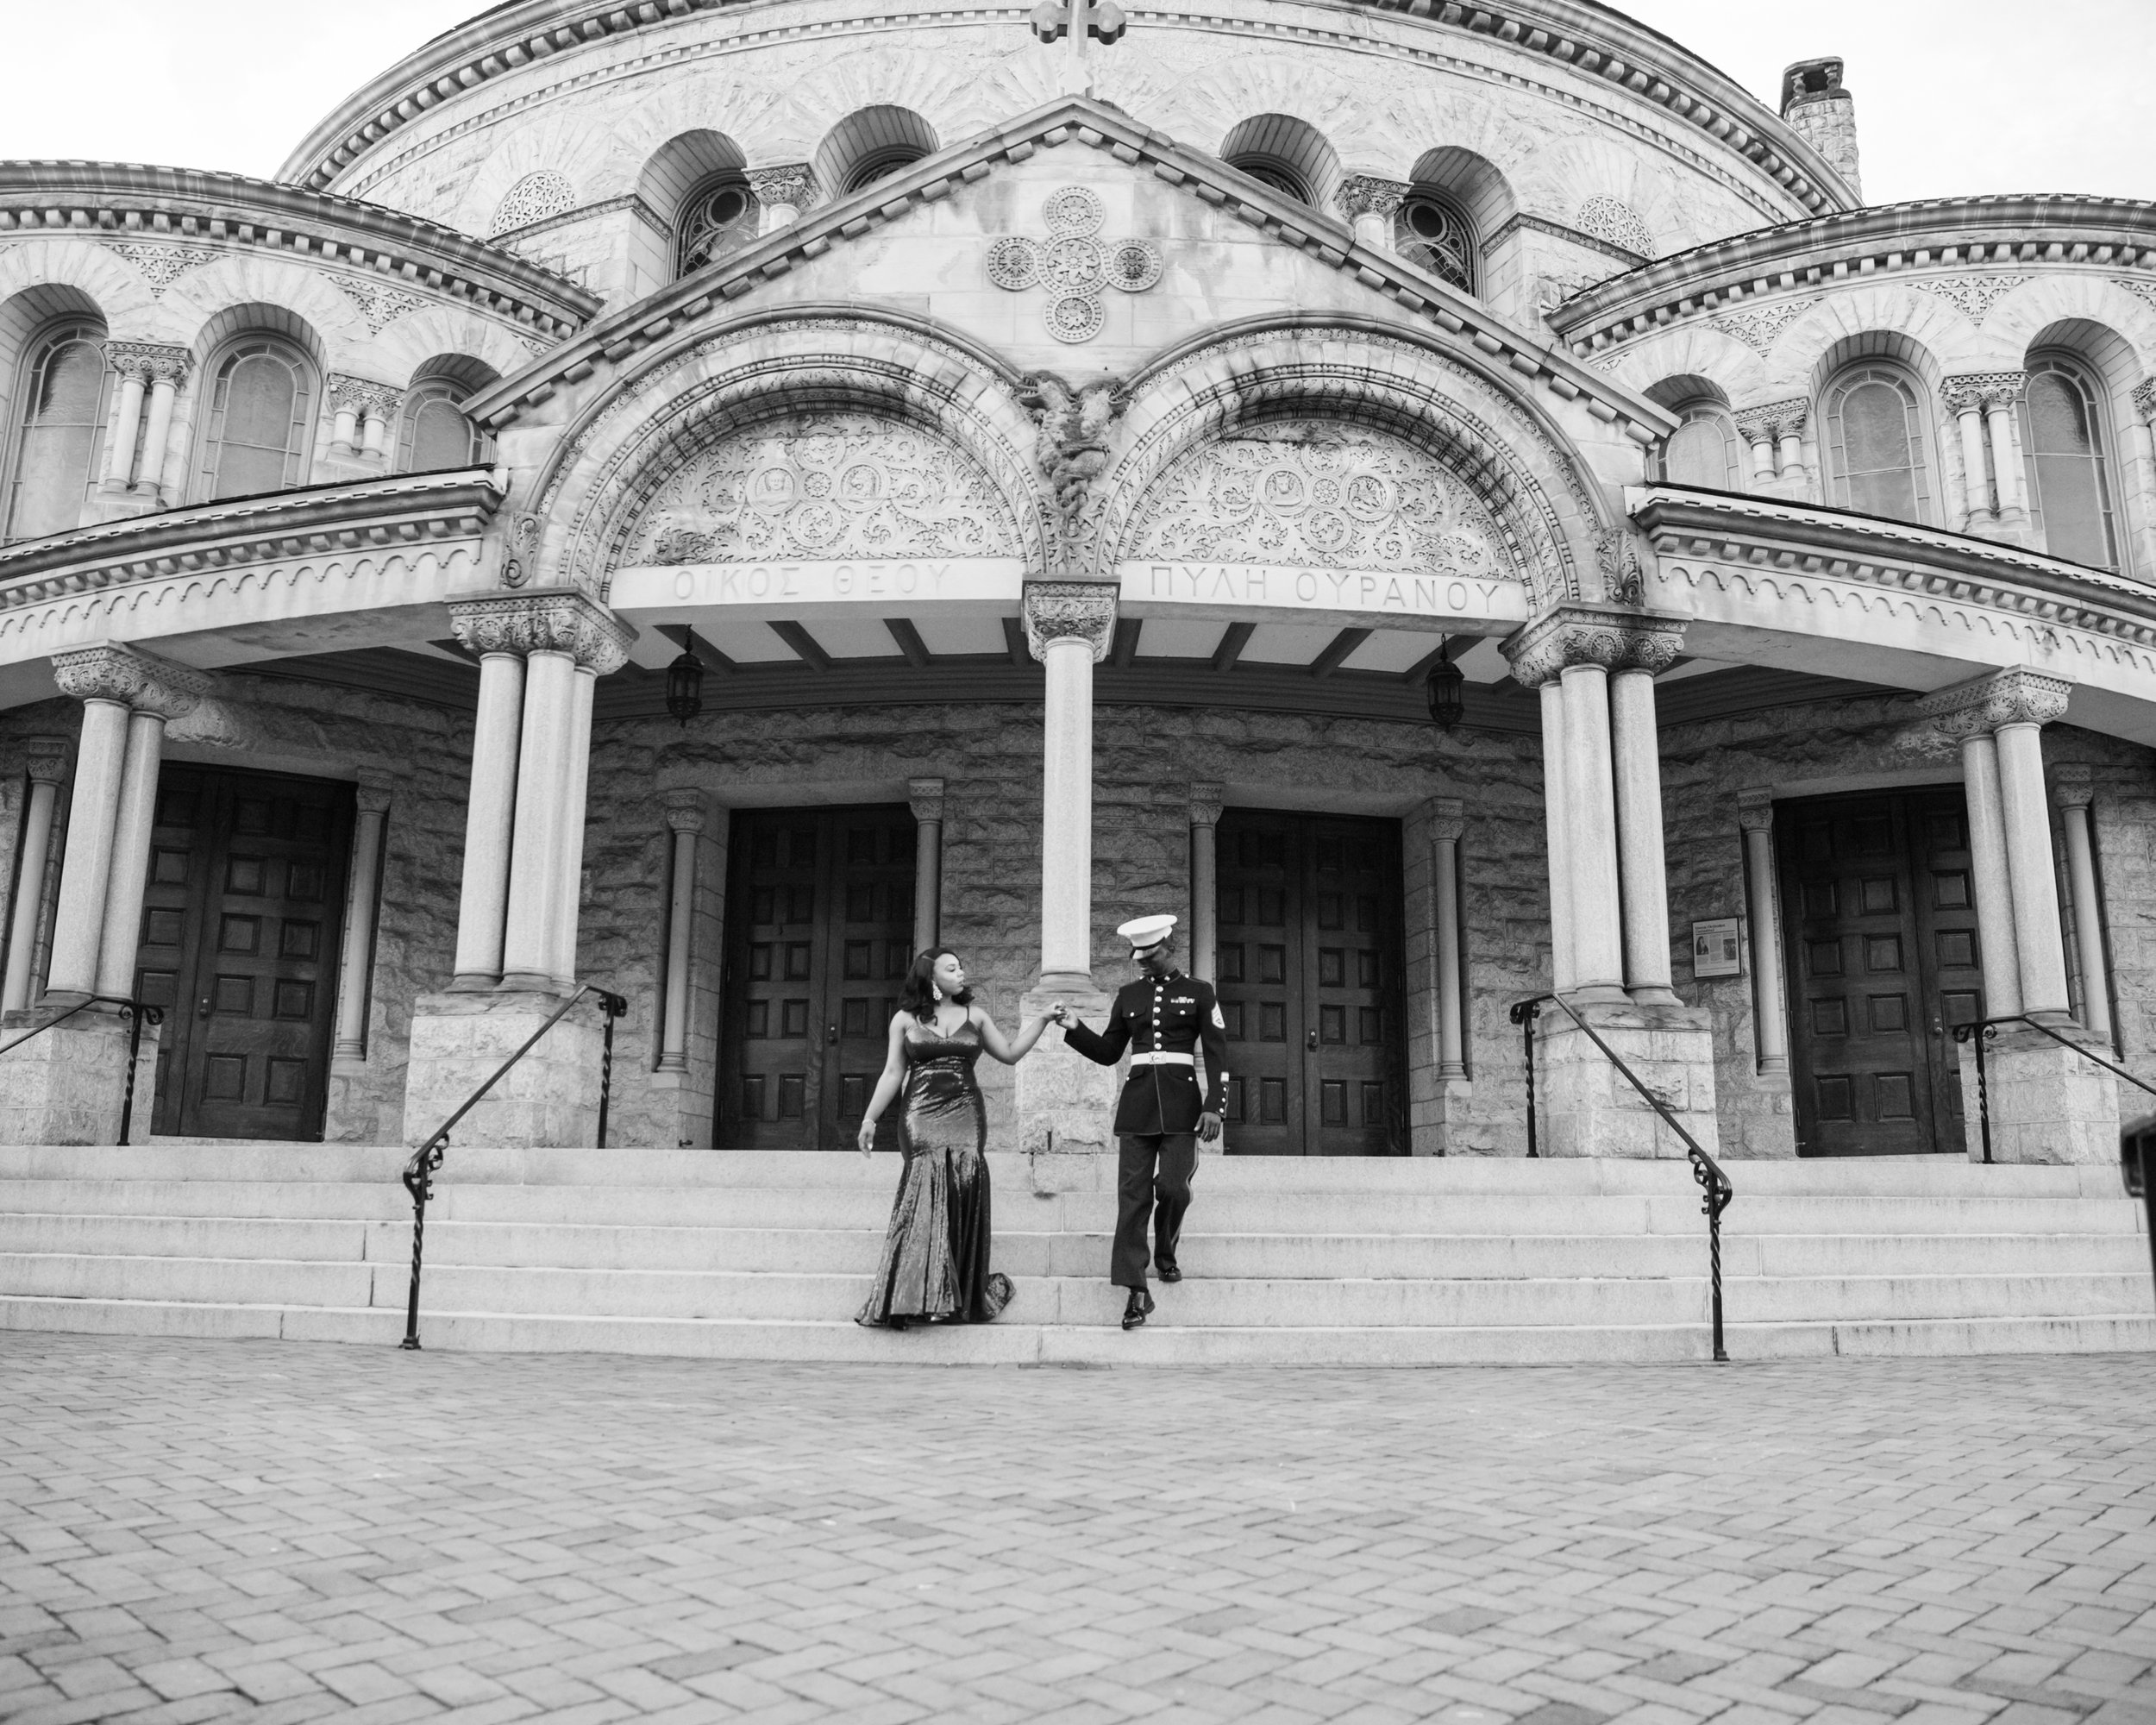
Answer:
[
  {"left": 1913, "top": 666, "right": 2071, "bottom": 737},
  {"left": 448, "top": 587, "right": 636, "bottom": 674},
  {"left": 1501, "top": 603, "right": 1686, "bottom": 689},
  {"left": 51, "top": 643, "right": 211, "bottom": 718},
  {"left": 988, "top": 186, "right": 1163, "bottom": 344},
  {"left": 1021, "top": 580, "right": 1117, "bottom": 662}
]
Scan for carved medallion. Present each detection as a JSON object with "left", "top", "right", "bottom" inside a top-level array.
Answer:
[{"left": 988, "top": 187, "right": 1161, "bottom": 344}]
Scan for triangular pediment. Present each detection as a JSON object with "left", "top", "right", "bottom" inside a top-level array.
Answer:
[{"left": 472, "top": 97, "right": 1669, "bottom": 445}]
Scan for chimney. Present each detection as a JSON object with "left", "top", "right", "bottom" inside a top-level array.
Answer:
[{"left": 1780, "top": 58, "right": 1861, "bottom": 203}]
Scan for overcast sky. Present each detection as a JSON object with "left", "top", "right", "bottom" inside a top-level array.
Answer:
[{"left": 2, "top": 0, "right": 2147, "bottom": 207}]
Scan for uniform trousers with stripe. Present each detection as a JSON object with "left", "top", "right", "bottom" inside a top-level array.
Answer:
[{"left": 1112, "top": 1133, "right": 1197, "bottom": 1290}]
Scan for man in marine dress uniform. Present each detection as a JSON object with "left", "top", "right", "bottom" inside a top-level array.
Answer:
[{"left": 1055, "top": 914, "right": 1228, "bottom": 1331}]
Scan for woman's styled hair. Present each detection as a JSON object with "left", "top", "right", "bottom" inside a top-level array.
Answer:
[{"left": 897, "top": 948, "right": 974, "bottom": 1021}]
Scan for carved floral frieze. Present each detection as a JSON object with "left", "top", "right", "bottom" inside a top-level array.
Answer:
[
  {"left": 629, "top": 411, "right": 1022, "bottom": 566},
  {"left": 1121, "top": 425, "right": 1512, "bottom": 582}
]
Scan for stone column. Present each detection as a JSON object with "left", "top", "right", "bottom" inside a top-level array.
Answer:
[
  {"left": 1332, "top": 174, "right": 1407, "bottom": 252},
  {"left": 445, "top": 606, "right": 527, "bottom": 988},
  {"left": 99, "top": 354, "right": 147, "bottom": 490},
  {"left": 1429, "top": 798, "right": 1467, "bottom": 1082},
  {"left": 1917, "top": 668, "right": 2110, "bottom": 1162},
  {"left": 1, "top": 647, "right": 202, "bottom": 1146},
  {"left": 1018, "top": 580, "right": 1118, "bottom": 1156},
  {"left": 1188, "top": 783, "right": 1223, "bottom": 984},
  {"left": 1943, "top": 380, "right": 1993, "bottom": 530},
  {"left": 332, "top": 775, "right": 392, "bottom": 1062},
  {"left": 749, "top": 165, "right": 817, "bottom": 235},
  {"left": 2, "top": 740, "right": 69, "bottom": 1015},
  {"left": 402, "top": 589, "right": 634, "bottom": 1151},
  {"left": 1984, "top": 377, "right": 2030, "bottom": 529},
  {"left": 1736, "top": 792, "right": 1790, "bottom": 1077},
  {"left": 134, "top": 350, "right": 188, "bottom": 500},
  {"left": 1537, "top": 683, "right": 1575, "bottom": 994},
  {"left": 2132, "top": 382, "right": 2156, "bottom": 577},
  {"left": 328, "top": 377, "right": 362, "bottom": 457},
  {"left": 657, "top": 791, "right": 705, "bottom": 1076},
  {"left": 907, "top": 776, "right": 945, "bottom": 957},
  {"left": 1503, "top": 605, "right": 1716, "bottom": 1157},
  {"left": 2051, "top": 770, "right": 2112, "bottom": 1043}
]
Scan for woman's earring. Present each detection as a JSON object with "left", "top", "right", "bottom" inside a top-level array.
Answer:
[{"left": 931, "top": 984, "right": 943, "bottom": 1001}]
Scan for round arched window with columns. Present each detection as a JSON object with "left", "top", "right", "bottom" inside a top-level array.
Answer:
[
  {"left": 1395, "top": 193, "right": 1476, "bottom": 293},
  {"left": 675, "top": 176, "right": 756, "bottom": 278}
]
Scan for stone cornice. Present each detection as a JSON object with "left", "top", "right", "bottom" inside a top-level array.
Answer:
[
  {"left": 1022, "top": 580, "right": 1117, "bottom": 663},
  {"left": 1500, "top": 600, "right": 1687, "bottom": 687},
  {"left": 0, "top": 469, "right": 502, "bottom": 612},
  {"left": 279, "top": 0, "right": 1847, "bottom": 216},
  {"left": 50, "top": 642, "right": 211, "bottom": 718},
  {"left": 1627, "top": 484, "right": 2156, "bottom": 649},
  {"left": 0, "top": 161, "right": 600, "bottom": 340},
  {"left": 1914, "top": 667, "right": 2072, "bottom": 734},
  {"left": 448, "top": 586, "right": 634, "bottom": 674},
  {"left": 1551, "top": 194, "right": 2156, "bottom": 356},
  {"left": 463, "top": 95, "right": 1677, "bottom": 448}
]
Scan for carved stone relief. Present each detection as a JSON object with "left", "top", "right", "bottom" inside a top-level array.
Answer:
[
  {"left": 627, "top": 411, "right": 1023, "bottom": 565},
  {"left": 1574, "top": 196, "right": 1651, "bottom": 257},
  {"left": 1120, "top": 424, "right": 1514, "bottom": 581},
  {"left": 100, "top": 242, "right": 218, "bottom": 298},
  {"left": 490, "top": 170, "right": 575, "bottom": 235},
  {"left": 1911, "top": 274, "right": 2029, "bottom": 324},
  {"left": 1708, "top": 298, "right": 1816, "bottom": 355}
]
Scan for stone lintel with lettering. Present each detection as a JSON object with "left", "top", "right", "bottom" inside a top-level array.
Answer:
[{"left": 1115, "top": 562, "right": 1530, "bottom": 631}]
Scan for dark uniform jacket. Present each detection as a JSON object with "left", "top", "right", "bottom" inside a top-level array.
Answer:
[{"left": 1064, "top": 969, "right": 1230, "bottom": 1135}]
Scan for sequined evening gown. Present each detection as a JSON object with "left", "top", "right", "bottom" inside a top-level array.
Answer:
[{"left": 856, "top": 1021, "right": 1014, "bottom": 1327}]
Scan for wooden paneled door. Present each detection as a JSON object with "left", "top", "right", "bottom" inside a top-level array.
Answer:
[
  {"left": 135, "top": 765, "right": 354, "bottom": 1140},
  {"left": 1778, "top": 788, "right": 1986, "bottom": 1157},
  {"left": 1213, "top": 809, "right": 1407, "bottom": 1156},
  {"left": 715, "top": 806, "right": 917, "bottom": 1151}
]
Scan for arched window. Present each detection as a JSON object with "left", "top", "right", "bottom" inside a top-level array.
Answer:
[
  {"left": 1663, "top": 404, "right": 1745, "bottom": 491},
  {"left": 1395, "top": 191, "right": 1476, "bottom": 294},
  {"left": 197, "top": 341, "right": 314, "bottom": 501},
  {"left": 397, "top": 384, "right": 486, "bottom": 474},
  {"left": 675, "top": 174, "right": 755, "bottom": 278},
  {"left": 4, "top": 324, "right": 107, "bottom": 541},
  {"left": 2021, "top": 354, "right": 2120, "bottom": 570},
  {"left": 1823, "top": 365, "right": 1934, "bottom": 525}
]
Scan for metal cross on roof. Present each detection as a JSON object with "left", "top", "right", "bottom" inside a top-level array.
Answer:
[
  {"left": 987, "top": 186, "right": 1163, "bottom": 345},
  {"left": 1028, "top": 0, "right": 1124, "bottom": 93}
]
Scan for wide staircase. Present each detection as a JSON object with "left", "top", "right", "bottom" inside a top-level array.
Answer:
[{"left": 0, "top": 1145, "right": 2148, "bottom": 1364}]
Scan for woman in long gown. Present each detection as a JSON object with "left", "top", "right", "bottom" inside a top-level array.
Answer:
[{"left": 855, "top": 949, "right": 1051, "bottom": 1328}]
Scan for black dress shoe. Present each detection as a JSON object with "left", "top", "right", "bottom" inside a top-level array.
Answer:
[
  {"left": 1121, "top": 1289, "right": 1155, "bottom": 1330},
  {"left": 1156, "top": 1262, "right": 1181, "bottom": 1283}
]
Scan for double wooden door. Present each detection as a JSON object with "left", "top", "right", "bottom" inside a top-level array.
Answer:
[
  {"left": 1777, "top": 789, "right": 1986, "bottom": 1156},
  {"left": 716, "top": 806, "right": 917, "bottom": 1150},
  {"left": 1213, "top": 809, "right": 1407, "bottom": 1156},
  {"left": 135, "top": 765, "right": 354, "bottom": 1140}
]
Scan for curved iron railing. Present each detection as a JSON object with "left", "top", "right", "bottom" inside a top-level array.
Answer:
[
  {"left": 1510, "top": 992, "right": 1736, "bottom": 1362},
  {"left": 1952, "top": 1014, "right": 2155, "bottom": 1166},
  {"left": 0, "top": 994, "right": 165, "bottom": 1145},
  {"left": 399, "top": 983, "right": 629, "bottom": 1350}
]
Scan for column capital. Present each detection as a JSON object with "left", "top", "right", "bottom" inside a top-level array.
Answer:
[
  {"left": 1736, "top": 787, "right": 1775, "bottom": 833},
  {"left": 1732, "top": 397, "right": 1808, "bottom": 441},
  {"left": 1332, "top": 173, "right": 1408, "bottom": 221},
  {"left": 103, "top": 341, "right": 190, "bottom": 385},
  {"left": 328, "top": 373, "right": 402, "bottom": 417},
  {"left": 448, "top": 587, "right": 634, "bottom": 674},
  {"left": 1501, "top": 603, "right": 1686, "bottom": 689},
  {"left": 661, "top": 787, "right": 709, "bottom": 834},
  {"left": 1940, "top": 371, "right": 2027, "bottom": 414},
  {"left": 1426, "top": 794, "right": 1465, "bottom": 844},
  {"left": 1023, "top": 580, "right": 1117, "bottom": 663},
  {"left": 50, "top": 643, "right": 210, "bottom": 718},
  {"left": 1188, "top": 781, "right": 1224, "bottom": 829},
  {"left": 747, "top": 163, "right": 818, "bottom": 210},
  {"left": 2050, "top": 763, "right": 2095, "bottom": 810},
  {"left": 23, "top": 736, "right": 71, "bottom": 784},
  {"left": 355, "top": 769, "right": 394, "bottom": 818},
  {"left": 2134, "top": 378, "right": 2156, "bottom": 429},
  {"left": 906, "top": 776, "right": 946, "bottom": 825},
  {"left": 1914, "top": 665, "right": 2071, "bottom": 736}
]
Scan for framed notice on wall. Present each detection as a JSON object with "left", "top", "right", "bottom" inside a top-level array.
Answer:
[{"left": 1691, "top": 918, "right": 1742, "bottom": 979}]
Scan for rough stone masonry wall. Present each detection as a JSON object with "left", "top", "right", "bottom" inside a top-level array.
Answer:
[
  {"left": 573, "top": 699, "right": 1557, "bottom": 1157},
  {"left": 1658, "top": 692, "right": 2156, "bottom": 1161}
]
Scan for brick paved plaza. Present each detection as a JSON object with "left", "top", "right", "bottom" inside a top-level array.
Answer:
[{"left": 2, "top": 1338, "right": 2153, "bottom": 1725}]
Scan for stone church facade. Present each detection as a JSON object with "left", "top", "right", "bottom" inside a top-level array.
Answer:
[{"left": 0, "top": 0, "right": 2150, "bottom": 1173}]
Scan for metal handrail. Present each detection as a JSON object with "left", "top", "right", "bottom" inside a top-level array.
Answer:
[
  {"left": 1510, "top": 991, "right": 1736, "bottom": 1362},
  {"left": 398, "top": 982, "right": 629, "bottom": 1350},
  {"left": 0, "top": 994, "right": 166, "bottom": 1145},
  {"left": 1952, "top": 1013, "right": 2155, "bottom": 1166}
]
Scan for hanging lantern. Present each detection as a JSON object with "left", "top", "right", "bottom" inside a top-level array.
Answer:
[
  {"left": 1425, "top": 637, "right": 1465, "bottom": 731},
  {"left": 665, "top": 636, "right": 705, "bottom": 727}
]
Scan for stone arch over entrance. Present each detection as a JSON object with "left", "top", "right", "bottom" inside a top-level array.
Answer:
[
  {"left": 530, "top": 318, "right": 1053, "bottom": 594},
  {"left": 1099, "top": 327, "right": 1613, "bottom": 606}
]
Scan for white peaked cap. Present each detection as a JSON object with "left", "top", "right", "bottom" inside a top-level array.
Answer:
[{"left": 1117, "top": 913, "right": 1177, "bottom": 954}]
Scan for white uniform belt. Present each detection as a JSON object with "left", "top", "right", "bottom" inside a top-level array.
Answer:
[{"left": 1130, "top": 1051, "right": 1194, "bottom": 1067}]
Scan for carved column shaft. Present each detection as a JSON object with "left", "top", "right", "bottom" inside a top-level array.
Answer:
[
  {"left": 659, "top": 792, "right": 707, "bottom": 1074},
  {"left": 451, "top": 651, "right": 524, "bottom": 988},
  {"left": 1429, "top": 799, "right": 1467, "bottom": 1082},
  {"left": 1736, "top": 794, "right": 1789, "bottom": 1076},
  {"left": 2, "top": 743, "right": 69, "bottom": 1014},
  {"left": 2053, "top": 773, "right": 2111, "bottom": 1042},
  {"left": 1188, "top": 784, "right": 1223, "bottom": 985},
  {"left": 1025, "top": 583, "right": 1114, "bottom": 983},
  {"left": 334, "top": 777, "right": 392, "bottom": 1061},
  {"left": 908, "top": 777, "right": 946, "bottom": 957},
  {"left": 1538, "top": 684, "right": 1575, "bottom": 994}
]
